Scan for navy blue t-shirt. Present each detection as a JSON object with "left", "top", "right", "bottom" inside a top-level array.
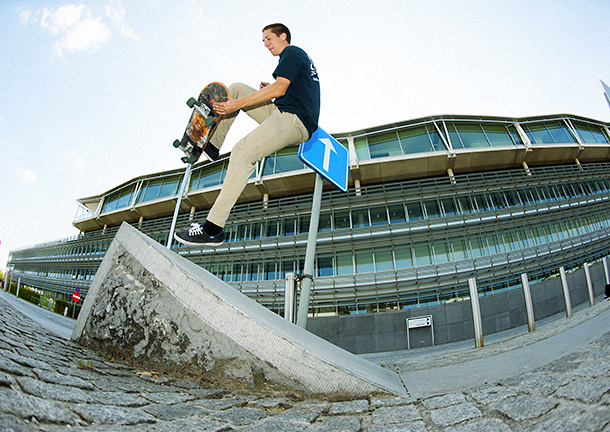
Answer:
[{"left": 272, "top": 45, "right": 320, "bottom": 138}]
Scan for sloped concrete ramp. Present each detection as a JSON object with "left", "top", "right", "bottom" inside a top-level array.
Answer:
[{"left": 72, "top": 222, "right": 407, "bottom": 396}]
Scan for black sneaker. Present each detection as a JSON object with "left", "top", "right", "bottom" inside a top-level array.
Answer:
[
  {"left": 174, "top": 223, "right": 224, "bottom": 246},
  {"left": 203, "top": 143, "right": 220, "bottom": 161}
]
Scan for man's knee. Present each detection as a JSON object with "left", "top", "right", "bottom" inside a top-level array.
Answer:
[{"left": 228, "top": 82, "right": 254, "bottom": 99}]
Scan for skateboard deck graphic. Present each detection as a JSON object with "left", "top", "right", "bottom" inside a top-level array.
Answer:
[{"left": 173, "top": 82, "right": 228, "bottom": 164}]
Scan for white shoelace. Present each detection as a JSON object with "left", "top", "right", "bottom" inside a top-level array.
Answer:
[{"left": 188, "top": 223, "right": 204, "bottom": 236}]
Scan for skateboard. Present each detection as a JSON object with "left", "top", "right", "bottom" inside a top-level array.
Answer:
[{"left": 173, "top": 82, "right": 228, "bottom": 164}]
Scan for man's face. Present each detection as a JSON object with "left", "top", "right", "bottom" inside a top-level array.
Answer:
[{"left": 262, "top": 29, "right": 288, "bottom": 56}]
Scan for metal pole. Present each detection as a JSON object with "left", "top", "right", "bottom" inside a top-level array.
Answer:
[
  {"left": 296, "top": 174, "right": 324, "bottom": 329},
  {"left": 468, "top": 277, "right": 484, "bottom": 348},
  {"left": 521, "top": 273, "right": 535, "bottom": 332},
  {"left": 584, "top": 263, "right": 595, "bottom": 307},
  {"left": 285, "top": 272, "right": 297, "bottom": 323},
  {"left": 167, "top": 163, "right": 193, "bottom": 248},
  {"left": 603, "top": 257, "right": 609, "bottom": 285},
  {"left": 559, "top": 266, "right": 572, "bottom": 318}
]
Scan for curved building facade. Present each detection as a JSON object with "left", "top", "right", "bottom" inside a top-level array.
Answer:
[{"left": 7, "top": 113, "right": 610, "bottom": 348}]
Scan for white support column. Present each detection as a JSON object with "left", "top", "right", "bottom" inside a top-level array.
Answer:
[
  {"left": 603, "top": 257, "right": 609, "bottom": 285},
  {"left": 521, "top": 273, "right": 535, "bottom": 332},
  {"left": 354, "top": 179, "right": 361, "bottom": 196},
  {"left": 559, "top": 266, "right": 572, "bottom": 318},
  {"left": 583, "top": 263, "right": 595, "bottom": 306},
  {"left": 468, "top": 277, "right": 484, "bottom": 348},
  {"left": 447, "top": 168, "right": 456, "bottom": 185},
  {"left": 284, "top": 272, "right": 297, "bottom": 323}
]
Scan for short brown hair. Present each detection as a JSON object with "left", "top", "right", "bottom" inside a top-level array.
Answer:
[{"left": 262, "top": 23, "right": 291, "bottom": 44}]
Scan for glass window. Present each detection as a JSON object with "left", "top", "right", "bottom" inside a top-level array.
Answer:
[
  {"left": 406, "top": 202, "right": 424, "bottom": 221},
  {"left": 457, "top": 195, "right": 474, "bottom": 213},
  {"left": 354, "top": 136, "right": 369, "bottom": 160},
  {"left": 414, "top": 242, "right": 432, "bottom": 266},
  {"left": 388, "top": 203, "right": 406, "bottom": 223},
  {"left": 274, "top": 147, "right": 304, "bottom": 174},
  {"left": 502, "top": 191, "right": 518, "bottom": 207},
  {"left": 367, "top": 132, "right": 402, "bottom": 158},
  {"left": 591, "top": 127, "right": 609, "bottom": 144},
  {"left": 159, "top": 177, "right": 180, "bottom": 198},
  {"left": 471, "top": 194, "right": 490, "bottom": 211},
  {"left": 424, "top": 199, "right": 440, "bottom": 218},
  {"left": 440, "top": 198, "right": 457, "bottom": 216},
  {"left": 355, "top": 251, "right": 374, "bottom": 273},
  {"left": 483, "top": 124, "right": 515, "bottom": 147},
  {"left": 195, "top": 164, "right": 224, "bottom": 189},
  {"left": 317, "top": 255, "right": 334, "bottom": 277},
  {"left": 545, "top": 121, "right": 575, "bottom": 143},
  {"left": 336, "top": 252, "right": 353, "bottom": 275},
  {"left": 455, "top": 124, "right": 490, "bottom": 148},
  {"left": 370, "top": 206, "right": 388, "bottom": 226},
  {"left": 280, "top": 260, "right": 296, "bottom": 279},
  {"left": 352, "top": 208, "right": 369, "bottom": 228},
  {"left": 250, "top": 222, "right": 262, "bottom": 240},
  {"left": 319, "top": 212, "right": 332, "bottom": 232},
  {"left": 452, "top": 239, "right": 468, "bottom": 260},
  {"left": 487, "top": 234, "right": 504, "bottom": 254},
  {"left": 398, "top": 126, "right": 434, "bottom": 154},
  {"left": 299, "top": 216, "right": 310, "bottom": 234},
  {"left": 266, "top": 220, "right": 279, "bottom": 237},
  {"left": 334, "top": 210, "right": 351, "bottom": 229},
  {"left": 525, "top": 123, "right": 554, "bottom": 144},
  {"left": 433, "top": 241, "right": 450, "bottom": 263},
  {"left": 244, "top": 263, "right": 259, "bottom": 282},
  {"left": 283, "top": 217, "right": 296, "bottom": 236},
  {"left": 264, "top": 262, "right": 277, "bottom": 280},
  {"left": 507, "top": 124, "right": 523, "bottom": 145},
  {"left": 394, "top": 244, "right": 413, "bottom": 269},
  {"left": 489, "top": 192, "right": 507, "bottom": 209},
  {"left": 262, "top": 153, "right": 276, "bottom": 176},
  {"left": 427, "top": 125, "right": 445, "bottom": 151},
  {"left": 139, "top": 179, "right": 162, "bottom": 203},
  {"left": 374, "top": 248, "right": 394, "bottom": 271},
  {"left": 447, "top": 123, "right": 462, "bottom": 149},
  {"left": 470, "top": 237, "right": 485, "bottom": 257}
]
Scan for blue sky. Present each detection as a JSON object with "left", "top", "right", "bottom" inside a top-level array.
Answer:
[{"left": 1, "top": 0, "right": 610, "bottom": 268}]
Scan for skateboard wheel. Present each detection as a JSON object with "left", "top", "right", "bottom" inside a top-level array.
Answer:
[
  {"left": 187, "top": 155, "right": 198, "bottom": 164},
  {"left": 181, "top": 156, "right": 188, "bottom": 164},
  {"left": 173, "top": 139, "right": 181, "bottom": 148},
  {"left": 186, "top": 97, "right": 197, "bottom": 108},
  {"left": 205, "top": 116, "right": 215, "bottom": 127}
]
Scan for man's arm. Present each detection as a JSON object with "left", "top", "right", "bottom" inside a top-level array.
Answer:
[{"left": 213, "top": 77, "right": 290, "bottom": 115}]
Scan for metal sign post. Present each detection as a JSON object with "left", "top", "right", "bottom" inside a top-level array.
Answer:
[
  {"left": 166, "top": 163, "right": 193, "bottom": 248},
  {"left": 295, "top": 128, "right": 349, "bottom": 329},
  {"left": 296, "top": 174, "right": 324, "bottom": 328}
]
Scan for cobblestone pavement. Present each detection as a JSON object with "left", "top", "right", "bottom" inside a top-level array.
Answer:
[{"left": 1, "top": 297, "right": 610, "bottom": 431}]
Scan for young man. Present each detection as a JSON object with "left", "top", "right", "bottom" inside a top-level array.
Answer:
[{"left": 174, "top": 23, "right": 320, "bottom": 246}]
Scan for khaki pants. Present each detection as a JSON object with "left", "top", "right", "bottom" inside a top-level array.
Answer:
[{"left": 206, "top": 82, "right": 309, "bottom": 227}]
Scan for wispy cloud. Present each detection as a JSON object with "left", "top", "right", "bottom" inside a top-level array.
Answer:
[
  {"left": 19, "top": 1, "right": 139, "bottom": 58},
  {"left": 105, "top": 0, "right": 140, "bottom": 41},
  {"left": 36, "top": 5, "right": 111, "bottom": 57},
  {"left": 70, "top": 148, "right": 87, "bottom": 170},
  {"left": 17, "top": 168, "right": 36, "bottom": 185}
]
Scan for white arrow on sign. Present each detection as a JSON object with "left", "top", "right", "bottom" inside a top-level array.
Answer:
[{"left": 322, "top": 138, "right": 337, "bottom": 172}]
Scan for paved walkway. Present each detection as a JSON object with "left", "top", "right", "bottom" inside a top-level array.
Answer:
[{"left": 1, "top": 291, "right": 610, "bottom": 431}]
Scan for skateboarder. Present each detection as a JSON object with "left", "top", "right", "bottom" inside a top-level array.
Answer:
[{"left": 174, "top": 23, "right": 320, "bottom": 246}]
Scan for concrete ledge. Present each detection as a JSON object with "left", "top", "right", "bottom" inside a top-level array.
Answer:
[{"left": 72, "top": 222, "right": 406, "bottom": 396}]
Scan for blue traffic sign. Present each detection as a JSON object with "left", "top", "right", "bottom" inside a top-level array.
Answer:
[{"left": 298, "top": 128, "right": 349, "bottom": 192}]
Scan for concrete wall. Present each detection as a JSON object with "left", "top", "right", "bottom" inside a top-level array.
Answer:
[
  {"left": 72, "top": 223, "right": 407, "bottom": 396},
  {"left": 307, "top": 261, "right": 609, "bottom": 354}
]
